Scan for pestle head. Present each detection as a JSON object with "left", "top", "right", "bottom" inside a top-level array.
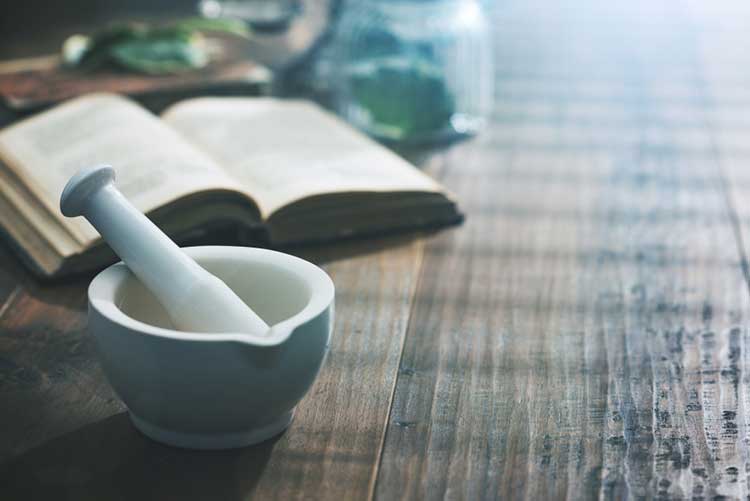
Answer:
[{"left": 60, "top": 164, "right": 116, "bottom": 217}]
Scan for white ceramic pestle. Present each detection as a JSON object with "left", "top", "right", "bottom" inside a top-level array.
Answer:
[{"left": 60, "top": 164, "right": 269, "bottom": 336}]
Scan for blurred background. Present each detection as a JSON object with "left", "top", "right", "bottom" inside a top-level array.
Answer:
[
  {"left": 1, "top": 0, "right": 747, "bottom": 148},
  {"left": 1, "top": 0, "right": 250, "bottom": 59},
  {"left": 0, "top": 0, "right": 495, "bottom": 145}
]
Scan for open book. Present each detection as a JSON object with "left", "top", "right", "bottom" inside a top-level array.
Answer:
[{"left": 0, "top": 93, "right": 461, "bottom": 277}]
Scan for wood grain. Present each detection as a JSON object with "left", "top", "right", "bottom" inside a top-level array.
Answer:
[
  {"left": 0, "top": 237, "right": 424, "bottom": 500},
  {"left": 377, "top": 132, "right": 750, "bottom": 500},
  {"left": 249, "top": 238, "right": 424, "bottom": 500},
  {"left": 0, "top": 251, "right": 122, "bottom": 463},
  {"left": 376, "top": 1, "right": 750, "bottom": 498}
]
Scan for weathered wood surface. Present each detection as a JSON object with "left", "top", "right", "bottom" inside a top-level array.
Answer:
[
  {"left": 4, "top": 0, "right": 750, "bottom": 499},
  {"left": 0, "top": 237, "right": 424, "bottom": 500},
  {"left": 372, "top": 2, "right": 750, "bottom": 498},
  {"left": 377, "top": 148, "right": 750, "bottom": 499}
]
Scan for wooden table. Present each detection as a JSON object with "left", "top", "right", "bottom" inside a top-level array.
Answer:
[{"left": 3, "top": 0, "right": 750, "bottom": 498}]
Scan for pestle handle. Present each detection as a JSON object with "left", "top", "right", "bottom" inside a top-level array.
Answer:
[
  {"left": 61, "top": 165, "right": 269, "bottom": 335},
  {"left": 61, "top": 166, "right": 203, "bottom": 296}
]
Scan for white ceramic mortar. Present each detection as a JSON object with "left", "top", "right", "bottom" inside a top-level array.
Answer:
[{"left": 88, "top": 246, "right": 334, "bottom": 449}]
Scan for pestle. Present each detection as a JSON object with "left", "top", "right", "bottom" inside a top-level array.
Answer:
[{"left": 60, "top": 164, "right": 270, "bottom": 336}]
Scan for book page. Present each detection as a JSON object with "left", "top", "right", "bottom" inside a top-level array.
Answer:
[
  {"left": 162, "top": 98, "right": 443, "bottom": 218},
  {"left": 0, "top": 93, "right": 239, "bottom": 245}
]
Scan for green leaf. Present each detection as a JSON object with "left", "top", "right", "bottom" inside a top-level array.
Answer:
[
  {"left": 110, "top": 37, "right": 208, "bottom": 74},
  {"left": 349, "top": 56, "right": 455, "bottom": 141},
  {"left": 61, "top": 17, "right": 251, "bottom": 75}
]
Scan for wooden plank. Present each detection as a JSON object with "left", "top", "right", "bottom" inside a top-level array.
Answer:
[
  {"left": 701, "top": 2, "right": 750, "bottom": 499},
  {"left": 0, "top": 237, "right": 423, "bottom": 500},
  {"left": 0, "top": 262, "right": 120, "bottom": 463},
  {"left": 0, "top": 243, "right": 28, "bottom": 313},
  {"left": 375, "top": 0, "right": 750, "bottom": 495},
  {"left": 377, "top": 139, "right": 750, "bottom": 500},
  {"left": 249, "top": 238, "right": 423, "bottom": 500}
]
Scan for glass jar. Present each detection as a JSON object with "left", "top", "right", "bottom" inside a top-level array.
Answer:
[{"left": 330, "top": 0, "right": 492, "bottom": 144}]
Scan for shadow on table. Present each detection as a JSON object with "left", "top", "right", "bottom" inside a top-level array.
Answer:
[{"left": 0, "top": 412, "right": 280, "bottom": 501}]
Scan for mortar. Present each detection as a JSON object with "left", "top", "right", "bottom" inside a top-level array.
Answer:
[{"left": 88, "top": 246, "right": 334, "bottom": 450}]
